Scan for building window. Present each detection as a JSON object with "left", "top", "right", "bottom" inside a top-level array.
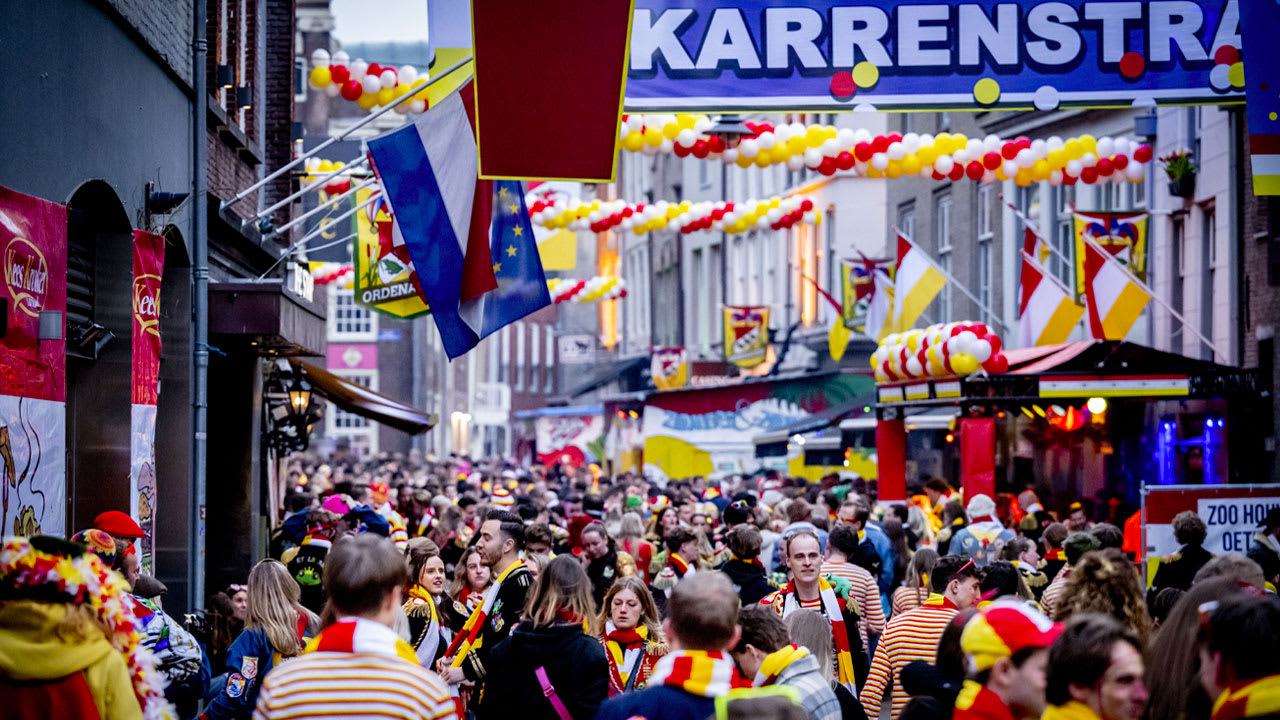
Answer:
[
  {"left": 937, "top": 112, "right": 951, "bottom": 131},
  {"left": 545, "top": 330, "right": 555, "bottom": 392},
  {"left": 294, "top": 58, "right": 306, "bottom": 101},
  {"left": 514, "top": 322, "right": 526, "bottom": 391},
  {"left": 898, "top": 202, "right": 916, "bottom": 241},
  {"left": 329, "top": 288, "right": 377, "bottom": 340},
  {"left": 691, "top": 248, "right": 704, "bottom": 350},
  {"left": 499, "top": 325, "right": 510, "bottom": 383},
  {"left": 935, "top": 192, "right": 952, "bottom": 322},
  {"left": 1201, "top": 206, "right": 1215, "bottom": 360},
  {"left": 487, "top": 334, "right": 499, "bottom": 383},
  {"left": 326, "top": 369, "right": 378, "bottom": 457},
  {"left": 1050, "top": 185, "right": 1076, "bottom": 286},
  {"left": 700, "top": 157, "right": 710, "bottom": 189},
  {"left": 976, "top": 185, "right": 993, "bottom": 324},
  {"left": 1172, "top": 218, "right": 1185, "bottom": 347},
  {"left": 902, "top": 114, "right": 914, "bottom": 135},
  {"left": 798, "top": 224, "right": 818, "bottom": 327},
  {"left": 530, "top": 323, "right": 541, "bottom": 392}
]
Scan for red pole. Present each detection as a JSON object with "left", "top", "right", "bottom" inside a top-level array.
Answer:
[{"left": 876, "top": 419, "right": 907, "bottom": 502}]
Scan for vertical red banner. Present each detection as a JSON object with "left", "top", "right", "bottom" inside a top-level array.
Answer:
[
  {"left": 876, "top": 419, "right": 906, "bottom": 502},
  {"left": 131, "top": 230, "right": 163, "bottom": 572},
  {"left": 960, "top": 417, "right": 996, "bottom": 500},
  {"left": 0, "top": 185, "right": 68, "bottom": 538}
]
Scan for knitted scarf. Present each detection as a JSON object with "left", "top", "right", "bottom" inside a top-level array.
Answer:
[
  {"left": 305, "top": 616, "right": 419, "bottom": 665},
  {"left": 1211, "top": 676, "right": 1280, "bottom": 720},
  {"left": 604, "top": 621, "right": 650, "bottom": 689},
  {"left": 953, "top": 681, "right": 1018, "bottom": 720},
  {"left": 780, "top": 577, "right": 856, "bottom": 688},
  {"left": 647, "top": 650, "right": 744, "bottom": 697},
  {"left": 753, "top": 644, "right": 809, "bottom": 687},
  {"left": 443, "top": 559, "right": 524, "bottom": 667}
]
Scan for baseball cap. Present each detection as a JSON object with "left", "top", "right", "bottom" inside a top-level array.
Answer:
[
  {"left": 961, "top": 601, "right": 1063, "bottom": 671},
  {"left": 94, "top": 510, "right": 144, "bottom": 539}
]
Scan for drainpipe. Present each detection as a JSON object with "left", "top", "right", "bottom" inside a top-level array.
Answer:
[{"left": 191, "top": 0, "right": 209, "bottom": 611}]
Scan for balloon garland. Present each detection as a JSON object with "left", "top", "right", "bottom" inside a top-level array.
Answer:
[
  {"left": 548, "top": 276, "right": 627, "bottom": 303},
  {"left": 872, "top": 322, "right": 1009, "bottom": 383},
  {"left": 312, "top": 262, "right": 354, "bottom": 288},
  {"left": 302, "top": 158, "right": 357, "bottom": 195},
  {"left": 527, "top": 194, "right": 821, "bottom": 236},
  {"left": 619, "top": 114, "right": 1153, "bottom": 187},
  {"left": 307, "top": 49, "right": 428, "bottom": 115}
]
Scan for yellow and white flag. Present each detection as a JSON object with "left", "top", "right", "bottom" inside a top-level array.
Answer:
[
  {"left": 1083, "top": 240, "right": 1150, "bottom": 340},
  {"left": 892, "top": 234, "right": 946, "bottom": 333},
  {"left": 1019, "top": 251, "right": 1084, "bottom": 346}
]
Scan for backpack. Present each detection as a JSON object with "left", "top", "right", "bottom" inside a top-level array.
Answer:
[{"left": 286, "top": 543, "right": 329, "bottom": 614}]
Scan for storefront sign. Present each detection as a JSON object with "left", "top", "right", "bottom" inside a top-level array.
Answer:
[
  {"left": 131, "top": 231, "right": 164, "bottom": 572},
  {"left": 1239, "top": 0, "right": 1280, "bottom": 195},
  {"left": 626, "top": 0, "right": 1244, "bottom": 111},
  {"left": 0, "top": 186, "right": 67, "bottom": 539},
  {"left": 535, "top": 410, "right": 605, "bottom": 468},
  {"left": 354, "top": 187, "right": 431, "bottom": 319},
  {"left": 327, "top": 343, "right": 378, "bottom": 371},
  {"left": 558, "top": 334, "right": 596, "bottom": 364},
  {"left": 1145, "top": 485, "right": 1280, "bottom": 559}
]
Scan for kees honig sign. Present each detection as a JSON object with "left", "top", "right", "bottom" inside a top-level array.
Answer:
[{"left": 626, "top": 0, "right": 1245, "bottom": 111}]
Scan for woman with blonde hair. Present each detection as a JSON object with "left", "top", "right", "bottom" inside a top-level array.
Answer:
[
  {"left": 597, "top": 575, "right": 668, "bottom": 695},
  {"left": 444, "top": 545, "right": 490, "bottom": 634},
  {"left": 1051, "top": 547, "right": 1153, "bottom": 646},
  {"left": 617, "top": 512, "right": 655, "bottom": 583},
  {"left": 479, "top": 555, "right": 609, "bottom": 719},
  {"left": 525, "top": 552, "right": 551, "bottom": 586},
  {"left": 204, "top": 559, "right": 317, "bottom": 719},
  {"left": 892, "top": 546, "right": 939, "bottom": 615}
]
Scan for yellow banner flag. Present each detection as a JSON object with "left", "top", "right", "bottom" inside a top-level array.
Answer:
[
  {"left": 724, "top": 305, "right": 769, "bottom": 368},
  {"left": 354, "top": 187, "right": 430, "bottom": 318}
]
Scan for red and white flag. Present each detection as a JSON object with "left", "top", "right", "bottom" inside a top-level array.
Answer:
[
  {"left": 1083, "top": 240, "right": 1150, "bottom": 340},
  {"left": 1018, "top": 251, "right": 1084, "bottom": 347}
]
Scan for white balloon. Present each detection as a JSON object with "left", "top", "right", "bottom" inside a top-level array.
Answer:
[
  {"left": 822, "top": 138, "right": 840, "bottom": 157},
  {"left": 332, "top": 50, "right": 349, "bottom": 65},
  {"left": 1097, "top": 137, "right": 1115, "bottom": 159},
  {"left": 757, "top": 131, "right": 776, "bottom": 149},
  {"left": 906, "top": 358, "right": 924, "bottom": 377},
  {"left": 935, "top": 155, "right": 955, "bottom": 175},
  {"left": 803, "top": 210, "right": 817, "bottom": 223},
  {"left": 362, "top": 75, "right": 381, "bottom": 95},
  {"left": 379, "top": 69, "right": 397, "bottom": 89},
  {"left": 804, "top": 148, "right": 823, "bottom": 169},
  {"left": 1047, "top": 135, "right": 1064, "bottom": 150},
  {"left": 1066, "top": 159, "right": 1083, "bottom": 177},
  {"left": 1003, "top": 160, "right": 1019, "bottom": 178},
  {"left": 625, "top": 115, "right": 645, "bottom": 132},
  {"left": 1081, "top": 152, "right": 1098, "bottom": 167},
  {"left": 311, "top": 48, "right": 331, "bottom": 66},
  {"left": 1125, "top": 162, "right": 1145, "bottom": 180},
  {"left": 739, "top": 138, "right": 759, "bottom": 158},
  {"left": 983, "top": 134, "right": 1001, "bottom": 153},
  {"left": 972, "top": 339, "right": 993, "bottom": 362},
  {"left": 324, "top": 83, "right": 340, "bottom": 97},
  {"left": 399, "top": 65, "right": 418, "bottom": 84},
  {"left": 767, "top": 208, "right": 781, "bottom": 223},
  {"left": 921, "top": 166, "right": 935, "bottom": 178},
  {"left": 955, "top": 330, "right": 978, "bottom": 352},
  {"left": 837, "top": 128, "right": 856, "bottom": 150},
  {"left": 676, "top": 128, "right": 697, "bottom": 148},
  {"left": 393, "top": 101, "right": 410, "bottom": 114},
  {"left": 953, "top": 149, "right": 970, "bottom": 166},
  {"left": 887, "top": 142, "right": 906, "bottom": 161},
  {"left": 791, "top": 122, "right": 807, "bottom": 138},
  {"left": 1049, "top": 170, "right": 1063, "bottom": 185},
  {"left": 660, "top": 138, "right": 673, "bottom": 153},
  {"left": 855, "top": 128, "right": 873, "bottom": 143},
  {"left": 723, "top": 148, "right": 738, "bottom": 163},
  {"left": 966, "top": 138, "right": 985, "bottom": 156},
  {"left": 350, "top": 59, "right": 368, "bottom": 77},
  {"left": 1031, "top": 139, "right": 1048, "bottom": 158},
  {"left": 871, "top": 153, "right": 890, "bottom": 171},
  {"left": 1016, "top": 148, "right": 1035, "bottom": 168}
]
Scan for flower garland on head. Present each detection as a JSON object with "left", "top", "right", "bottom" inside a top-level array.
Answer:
[{"left": 0, "top": 537, "right": 175, "bottom": 720}]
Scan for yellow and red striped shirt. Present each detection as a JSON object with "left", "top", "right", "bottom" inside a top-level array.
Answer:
[
  {"left": 253, "top": 652, "right": 457, "bottom": 720},
  {"left": 1041, "top": 567, "right": 1070, "bottom": 619},
  {"left": 858, "top": 593, "right": 959, "bottom": 720},
  {"left": 892, "top": 585, "right": 931, "bottom": 616},
  {"left": 822, "top": 560, "right": 886, "bottom": 650}
]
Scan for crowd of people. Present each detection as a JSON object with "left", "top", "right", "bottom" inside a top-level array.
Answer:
[{"left": 2, "top": 454, "right": 1280, "bottom": 720}]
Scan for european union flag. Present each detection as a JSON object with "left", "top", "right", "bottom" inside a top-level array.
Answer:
[{"left": 478, "top": 180, "right": 551, "bottom": 338}]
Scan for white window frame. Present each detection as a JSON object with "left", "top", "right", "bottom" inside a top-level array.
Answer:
[
  {"left": 545, "top": 330, "right": 555, "bottom": 392},
  {"left": 328, "top": 287, "right": 378, "bottom": 341},
  {"left": 899, "top": 203, "right": 916, "bottom": 242},
  {"left": 325, "top": 369, "right": 379, "bottom": 457},
  {"left": 530, "top": 323, "right": 541, "bottom": 392},
  {"left": 936, "top": 192, "right": 953, "bottom": 322},
  {"left": 515, "top": 323, "right": 525, "bottom": 391}
]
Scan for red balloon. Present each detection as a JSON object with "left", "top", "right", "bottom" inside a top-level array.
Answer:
[
  {"left": 819, "top": 158, "right": 838, "bottom": 175},
  {"left": 340, "top": 79, "right": 362, "bottom": 101},
  {"left": 331, "top": 64, "right": 350, "bottom": 84},
  {"left": 966, "top": 161, "right": 984, "bottom": 181},
  {"left": 854, "top": 142, "right": 874, "bottom": 162},
  {"left": 1113, "top": 154, "right": 1129, "bottom": 170},
  {"left": 881, "top": 360, "right": 898, "bottom": 381},
  {"left": 724, "top": 202, "right": 734, "bottom": 212},
  {"left": 708, "top": 136, "right": 725, "bottom": 153},
  {"left": 619, "top": 289, "right": 628, "bottom": 298},
  {"left": 917, "top": 348, "right": 928, "bottom": 366},
  {"left": 872, "top": 136, "right": 890, "bottom": 153},
  {"left": 836, "top": 152, "right": 856, "bottom": 170},
  {"left": 673, "top": 143, "right": 691, "bottom": 158},
  {"left": 948, "top": 164, "right": 965, "bottom": 181},
  {"left": 692, "top": 140, "right": 710, "bottom": 158},
  {"left": 622, "top": 206, "right": 634, "bottom": 217},
  {"left": 367, "top": 62, "right": 383, "bottom": 77},
  {"left": 931, "top": 169, "right": 946, "bottom": 181},
  {"left": 1001, "top": 142, "right": 1019, "bottom": 160},
  {"left": 801, "top": 199, "right": 813, "bottom": 211},
  {"left": 983, "top": 152, "right": 1002, "bottom": 170},
  {"left": 1096, "top": 158, "right": 1113, "bottom": 175},
  {"left": 1016, "top": 136, "right": 1031, "bottom": 149},
  {"left": 987, "top": 334, "right": 1002, "bottom": 355},
  {"left": 887, "top": 133, "right": 903, "bottom": 143},
  {"left": 1133, "top": 144, "right": 1153, "bottom": 163},
  {"left": 984, "top": 355, "right": 1009, "bottom": 374},
  {"left": 1063, "top": 173, "right": 1078, "bottom": 185},
  {"left": 1081, "top": 166, "right": 1099, "bottom": 183}
]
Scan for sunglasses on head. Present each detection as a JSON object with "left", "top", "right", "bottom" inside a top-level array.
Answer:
[{"left": 228, "top": 584, "right": 247, "bottom": 593}]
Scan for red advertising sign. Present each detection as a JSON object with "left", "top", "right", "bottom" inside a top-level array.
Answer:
[
  {"left": 131, "top": 231, "right": 164, "bottom": 405},
  {"left": 0, "top": 186, "right": 67, "bottom": 402}
]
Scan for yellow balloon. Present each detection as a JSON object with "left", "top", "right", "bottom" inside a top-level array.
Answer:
[
  {"left": 1064, "top": 139, "right": 1082, "bottom": 158},
  {"left": 995, "top": 166, "right": 1009, "bottom": 181},
  {"left": 643, "top": 127, "right": 663, "bottom": 146},
  {"left": 918, "top": 146, "right": 937, "bottom": 164},
  {"left": 806, "top": 126, "right": 825, "bottom": 147},
  {"left": 1047, "top": 149, "right": 1067, "bottom": 169},
  {"left": 736, "top": 152, "right": 754, "bottom": 168},
  {"left": 885, "top": 160, "right": 902, "bottom": 179},
  {"left": 755, "top": 149, "right": 773, "bottom": 167},
  {"left": 678, "top": 114, "right": 697, "bottom": 130},
  {"left": 667, "top": 206, "right": 680, "bottom": 219},
  {"left": 1080, "top": 135, "right": 1097, "bottom": 156},
  {"left": 356, "top": 92, "right": 378, "bottom": 110},
  {"left": 376, "top": 87, "right": 395, "bottom": 106},
  {"left": 309, "top": 66, "right": 332, "bottom": 88},
  {"left": 935, "top": 133, "right": 952, "bottom": 152},
  {"left": 787, "top": 136, "right": 807, "bottom": 154},
  {"left": 622, "top": 131, "right": 644, "bottom": 152},
  {"left": 906, "top": 334, "right": 920, "bottom": 351},
  {"left": 902, "top": 154, "right": 921, "bottom": 175},
  {"left": 951, "top": 353, "right": 979, "bottom": 375},
  {"left": 866, "top": 166, "right": 883, "bottom": 178},
  {"left": 1014, "top": 169, "right": 1032, "bottom": 187},
  {"left": 814, "top": 212, "right": 822, "bottom": 225},
  {"left": 680, "top": 200, "right": 692, "bottom": 210},
  {"left": 1031, "top": 159, "right": 1050, "bottom": 182},
  {"left": 662, "top": 122, "right": 680, "bottom": 140}
]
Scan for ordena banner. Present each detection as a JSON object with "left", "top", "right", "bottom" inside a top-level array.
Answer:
[
  {"left": 724, "top": 304, "right": 769, "bottom": 368},
  {"left": 1073, "top": 211, "right": 1148, "bottom": 299},
  {"left": 131, "top": 231, "right": 163, "bottom": 572},
  {"left": 0, "top": 186, "right": 67, "bottom": 539},
  {"left": 354, "top": 187, "right": 430, "bottom": 319},
  {"left": 626, "top": 0, "right": 1245, "bottom": 111}
]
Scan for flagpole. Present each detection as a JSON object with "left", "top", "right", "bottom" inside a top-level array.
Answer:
[
  {"left": 220, "top": 55, "right": 474, "bottom": 211},
  {"left": 270, "top": 176, "right": 377, "bottom": 237},
  {"left": 1079, "top": 233, "right": 1227, "bottom": 359},
  {"left": 293, "top": 192, "right": 382, "bottom": 247},
  {"left": 255, "top": 155, "right": 370, "bottom": 220},
  {"left": 254, "top": 230, "right": 359, "bottom": 281},
  {"left": 893, "top": 226, "right": 1009, "bottom": 333}
]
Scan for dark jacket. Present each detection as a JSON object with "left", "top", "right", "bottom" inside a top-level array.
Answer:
[
  {"left": 587, "top": 550, "right": 624, "bottom": 609},
  {"left": 898, "top": 659, "right": 963, "bottom": 720},
  {"left": 202, "top": 627, "right": 285, "bottom": 720},
  {"left": 462, "top": 563, "right": 533, "bottom": 683},
  {"left": 720, "top": 558, "right": 775, "bottom": 606},
  {"left": 479, "top": 620, "right": 609, "bottom": 720},
  {"left": 835, "top": 682, "right": 869, "bottom": 720},
  {"left": 594, "top": 685, "right": 716, "bottom": 720},
  {"left": 1151, "top": 543, "right": 1214, "bottom": 593}
]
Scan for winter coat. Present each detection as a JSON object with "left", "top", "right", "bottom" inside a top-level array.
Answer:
[
  {"left": 1151, "top": 543, "right": 1214, "bottom": 593},
  {"left": 594, "top": 685, "right": 717, "bottom": 720},
  {"left": 202, "top": 626, "right": 295, "bottom": 720},
  {"left": 460, "top": 563, "right": 533, "bottom": 683},
  {"left": 720, "top": 558, "right": 776, "bottom": 606},
  {"left": 478, "top": 620, "right": 609, "bottom": 720},
  {"left": 0, "top": 600, "right": 143, "bottom": 720}
]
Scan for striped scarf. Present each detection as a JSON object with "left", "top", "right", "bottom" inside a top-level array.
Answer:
[
  {"left": 668, "top": 553, "right": 691, "bottom": 577},
  {"left": 443, "top": 559, "right": 524, "bottom": 667},
  {"left": 305, "top": 617, "right": 419, "bottom": 665},
  {"left": 604, "top": 621, "right": 649, "bottom": 689},
  {"left": 647, "top": 650, "right": 743, "bottom": 697},
  {"left": 1212, "top": 676, "right": 1280, "bottom": 720},
  {"left": 403, "top": 585, "right": 444, "bottom": 664},
  {"left": 781, "top": 578, "right": 856, "bottom": 689},
  {"left": 753, "top": 644, "right": 809, "bottom": 687}
]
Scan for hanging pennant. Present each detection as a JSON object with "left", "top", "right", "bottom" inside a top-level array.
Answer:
[{"left": 723, "top": 305, "right": 770, "bottom": 369}]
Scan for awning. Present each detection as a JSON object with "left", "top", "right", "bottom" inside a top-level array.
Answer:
[
  {"left": 513, "top": 404, "right": 603, "bottom": 420},
  {"left": 290, "top": 359, "right": 437, "bottom": 435},
  {"left": 752, "top": 396, "right": 873, "bottom": 446}
]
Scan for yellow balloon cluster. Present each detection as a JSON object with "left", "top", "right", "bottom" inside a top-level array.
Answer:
[{"left": 527, "top": 194, "right": 821, "bottom": 236}]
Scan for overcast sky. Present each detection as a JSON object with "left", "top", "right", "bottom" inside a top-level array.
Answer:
[{"left": 331, "top": 0, "right": 428, "bottom": 45}]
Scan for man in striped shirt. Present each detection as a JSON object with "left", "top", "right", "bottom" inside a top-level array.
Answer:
[
  {"left": 254, "top": 534, "right": 457, "bottom": 720},
  {"left": 859, "top": 554, "right": 982, "bottom": 720},
  {"left": 822, "top": 525, "right": 886, "bottom": 655}
]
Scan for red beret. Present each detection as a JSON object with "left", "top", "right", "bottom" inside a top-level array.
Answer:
[{"left": 95, "top": 510, "right": 144, "bottom": 539}]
